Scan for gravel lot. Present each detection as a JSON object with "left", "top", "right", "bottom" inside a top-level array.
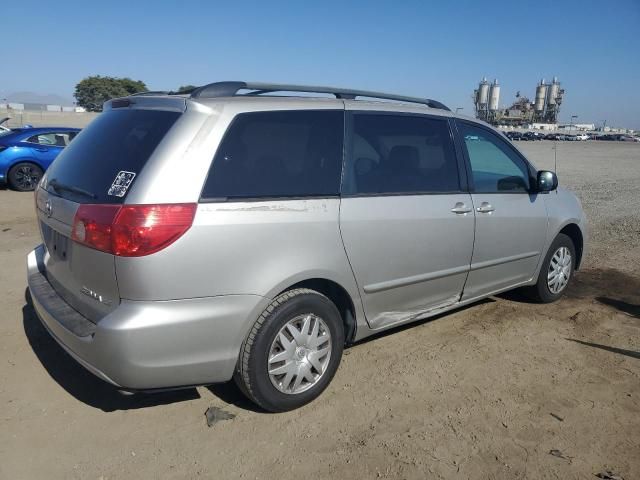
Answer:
[{"left": 1, "top": 141, "right": 638, "bottom": 479}]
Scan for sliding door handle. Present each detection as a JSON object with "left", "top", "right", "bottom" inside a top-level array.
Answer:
[
  {"left": 476, "top": 202, "right": 495, "bottom": 213},
  {"left": 451, "top": 202, "right": 472, "bottom": 214}
]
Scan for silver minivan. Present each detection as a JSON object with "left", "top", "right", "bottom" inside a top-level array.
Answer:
[{"left": 27, "top": 82, "right": 587, "bottom": 411}]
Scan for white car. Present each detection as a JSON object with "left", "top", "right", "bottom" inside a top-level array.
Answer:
[{"left": 575, "top": 133, "right": 590, "bottom": 141}]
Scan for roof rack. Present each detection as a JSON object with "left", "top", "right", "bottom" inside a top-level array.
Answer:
[
  {"left": 129, "top": 90, "right": 171, "bottom": 97},
  {"left": 188, "top": 81, "right": 450, "bottom": 111}
]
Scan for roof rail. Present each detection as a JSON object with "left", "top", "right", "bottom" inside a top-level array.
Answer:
[
  {"left": 189, "top": 81, "right": 450, "bottom": 111},
  {"left": 129, "top": 90, "right": 172, "bottom": 97}
]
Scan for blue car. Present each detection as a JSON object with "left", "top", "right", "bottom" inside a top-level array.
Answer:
[{"left": 0, "top": 127, "right": 81, "bottom": 191}]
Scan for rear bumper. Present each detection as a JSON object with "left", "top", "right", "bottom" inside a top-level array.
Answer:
[{"left": 27, "top": 244, "right": 269, "bottom": 390}]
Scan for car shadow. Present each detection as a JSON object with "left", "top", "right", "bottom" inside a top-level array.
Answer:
[
  {"left": 595, "top": 296, "right": 639, "bottom": 319},
  {"left": 496, "top": 288, "right": 539, "bottom": 304},
  {"left": 22, "top": 289, "right": 200, "bottom": 412},
  {"left": 205, "top": 383, "right": 266, "bottom": 414},
  {"left": 566, "top": 338, "right": 640, "bottom": 360}
]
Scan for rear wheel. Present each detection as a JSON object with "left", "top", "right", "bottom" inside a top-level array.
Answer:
[
  {"left": 235, "top": 288, "right": 344, "bottom": 412},
  {"left": 524, "top": 233, "right": 576, "bottom": 303},
  {"left": 8, "top": 162, "right": 43, "bottom": 191}
]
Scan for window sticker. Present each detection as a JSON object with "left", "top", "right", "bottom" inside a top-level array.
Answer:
[{"left": 108, "top": 171, "right": 136, "bottom": 197}]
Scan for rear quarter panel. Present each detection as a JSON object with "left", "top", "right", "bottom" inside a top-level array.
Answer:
[
  {"left": 115, "top": 199, "right": 363, "bottom": 305},
  {"left": 0, "top": 146, "right": 44, "bottom": 179}
]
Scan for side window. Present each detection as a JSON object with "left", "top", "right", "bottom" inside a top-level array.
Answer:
[
  {"left": 459, "top": 122, "right": 530, "bottom": 193},
  {"left": 201, "top": 110, "right": 343, "bottom": 200},
  {"left": 344, "top": 114, "right": 459, "bottom": 194},
  {"left": 27, "top": 132, "right": 70, "bottom": 146}
]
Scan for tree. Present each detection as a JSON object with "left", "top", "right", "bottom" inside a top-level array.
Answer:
[
  {"left": 74, "top": 76, "right": 148, "bottom": 112},
  {"left": 176, "top": 85, "right": 198, "bottom": 94}
]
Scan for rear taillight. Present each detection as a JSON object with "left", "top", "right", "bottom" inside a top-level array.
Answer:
[{"left": 71, "top": 203, "right": 196, "bottom": 257}]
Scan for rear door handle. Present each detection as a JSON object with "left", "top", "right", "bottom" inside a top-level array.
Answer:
[
  {"left": 476, "top": 202, "right": 495, "bottom": 213},
  {"left": 451, "top": 202, "right": 472, "bottom": 214}
]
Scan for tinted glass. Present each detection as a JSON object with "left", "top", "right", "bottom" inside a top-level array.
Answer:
[
  {"left": 344, "top": 114, "right": 459, "bottom": 194},
  {"left": 44, "top": 109, "right": 180, "bottom": 203},
  {"left": 201, "top": 110, "right": 343, "bottom": 200},
  {"left": 459, "top": 122, "right": 530, "bottom": 192},
  {"left": 28, "top": 132, "right": 72, "bottom": 146}
]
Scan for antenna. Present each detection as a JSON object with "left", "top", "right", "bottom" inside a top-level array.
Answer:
[{"left": 554, "top": 138, "right": 558, "bottom": 180}]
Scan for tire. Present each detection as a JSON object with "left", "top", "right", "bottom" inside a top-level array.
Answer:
[
  {"left": 523, "top": 233, "right": 576, "bottom": 303},
  {"left": 8, "top": 162, "right": 43, "bottom": 192},
  {"left": 235, "top": 288, "right": 344, "bottom": 412}
]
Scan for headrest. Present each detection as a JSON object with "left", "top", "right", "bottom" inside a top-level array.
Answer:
[
  {"left": 386, "top": 145, "right": 420, "bottom": 171},
  {"left": 355, "top": 157, "right": 374, "bottom": 176}
]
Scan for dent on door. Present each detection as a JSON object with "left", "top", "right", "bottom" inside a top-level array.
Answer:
[{"left": 340, "top": 194, "right": 475, "bottom": 330}]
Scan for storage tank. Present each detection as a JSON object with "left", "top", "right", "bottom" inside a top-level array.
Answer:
[
  {"left": 478, "top": 77, "right": 489, "bottom": 105},
  {"left": 547, "top": 76, "right": 560, "bottom": 105},
  {"left": 534, "top": 79, "right": 547, "bottom": 112},
  {"left": 488, "top": 79, "right": 500, "bottom": 111}
]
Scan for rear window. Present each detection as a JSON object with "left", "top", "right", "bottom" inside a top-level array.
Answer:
[
  {"left": 201, "top": 110, "right": 344, "bottom": 200},
  {"left": 44, "top": 109, "right": 180, "bottom": 203}
]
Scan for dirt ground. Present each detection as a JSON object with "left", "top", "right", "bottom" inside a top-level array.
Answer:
[{"left": 1, "top": 141, "right": 638, "bottom": 480}]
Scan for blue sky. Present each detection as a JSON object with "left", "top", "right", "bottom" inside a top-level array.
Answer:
[{"left": 3, "top": 0, "right": 639, "bottom": 128}]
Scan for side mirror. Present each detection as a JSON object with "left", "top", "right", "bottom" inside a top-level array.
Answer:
[{"left": 537, "top": 170, "right": 558, "bottom": 193}]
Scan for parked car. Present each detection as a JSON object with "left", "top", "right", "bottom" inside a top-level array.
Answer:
[
  {"left": 575, "top": 133, "right": 590, "bottom": 141},
  {"left": 618, "top": 134, "right": 639, "bottom": 142},
  {"left": 26, "top": 82, "right": 587, "bottom": 412},
  {"left": 545, "top": 133, "right": 568, "bottom": 141},
  {"left": 504, "top": 131, "right": 522, "bottom": 141},
  {"left": 522, "top": 131, "right": 542, "bottom": 141},
  {"left": 0, "top": 127, "right": 80, "bottom": 191}
]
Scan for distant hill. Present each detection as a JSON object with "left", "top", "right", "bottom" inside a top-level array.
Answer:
[{"left": 5, "top": 91, "right": 74, "bottom": 106}]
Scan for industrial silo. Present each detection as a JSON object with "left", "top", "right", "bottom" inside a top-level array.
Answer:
[
  {"left": 478, "top": 77, "right": 489, "bottom": 106},
  {"left": 547, "top": 76, "right": 560, "bottom": 105},
  {"left": 534, "top": 79, "right": 547, "bottom": 112},
  {"left": 489, "top": 79, "right": 500, "bottom": 111}
]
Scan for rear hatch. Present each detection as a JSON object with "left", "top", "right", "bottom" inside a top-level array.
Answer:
[{"left": 36, "top": 103, "right": 182, "bottom": 323}]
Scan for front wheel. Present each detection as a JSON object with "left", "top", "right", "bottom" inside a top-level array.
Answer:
[
  {"left": 524, "top": 233, "right": 576, "bottom": 303},
  {"left": 8, "top": 162, "right": 43, "bottom": 191},
  {"left": 235, "top": 288, "right": 344, "bottom": 412}
]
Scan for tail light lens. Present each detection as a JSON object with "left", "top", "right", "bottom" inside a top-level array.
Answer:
[{"left": 71, "top": 203, "right": 196, "bottom": 257}]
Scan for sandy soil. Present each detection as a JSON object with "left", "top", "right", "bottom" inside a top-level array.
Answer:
[{"left": 1, "top": 141, "right": 638, "bottom": 479}]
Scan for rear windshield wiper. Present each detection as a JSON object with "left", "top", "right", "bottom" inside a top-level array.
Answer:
[{"left": 48, "top": 178, "right": 97, "bottom": 200}]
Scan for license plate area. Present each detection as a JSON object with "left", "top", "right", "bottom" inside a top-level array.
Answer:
[{"left": 42, "top": 222, "right": 69, "bottom": 261}]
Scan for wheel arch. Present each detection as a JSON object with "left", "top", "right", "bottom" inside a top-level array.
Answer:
[
  {"left": 558, "top": 223, "right": 584, "bottom": 270},
  {"left": 276, "top": 277, "right": 358, "bottom": 344},
  {"left": 6, "top": 159, "right": 45, "bottom": 190},
  {"left": 7, "top": 158, "right": 45, "bottom": 176}
]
